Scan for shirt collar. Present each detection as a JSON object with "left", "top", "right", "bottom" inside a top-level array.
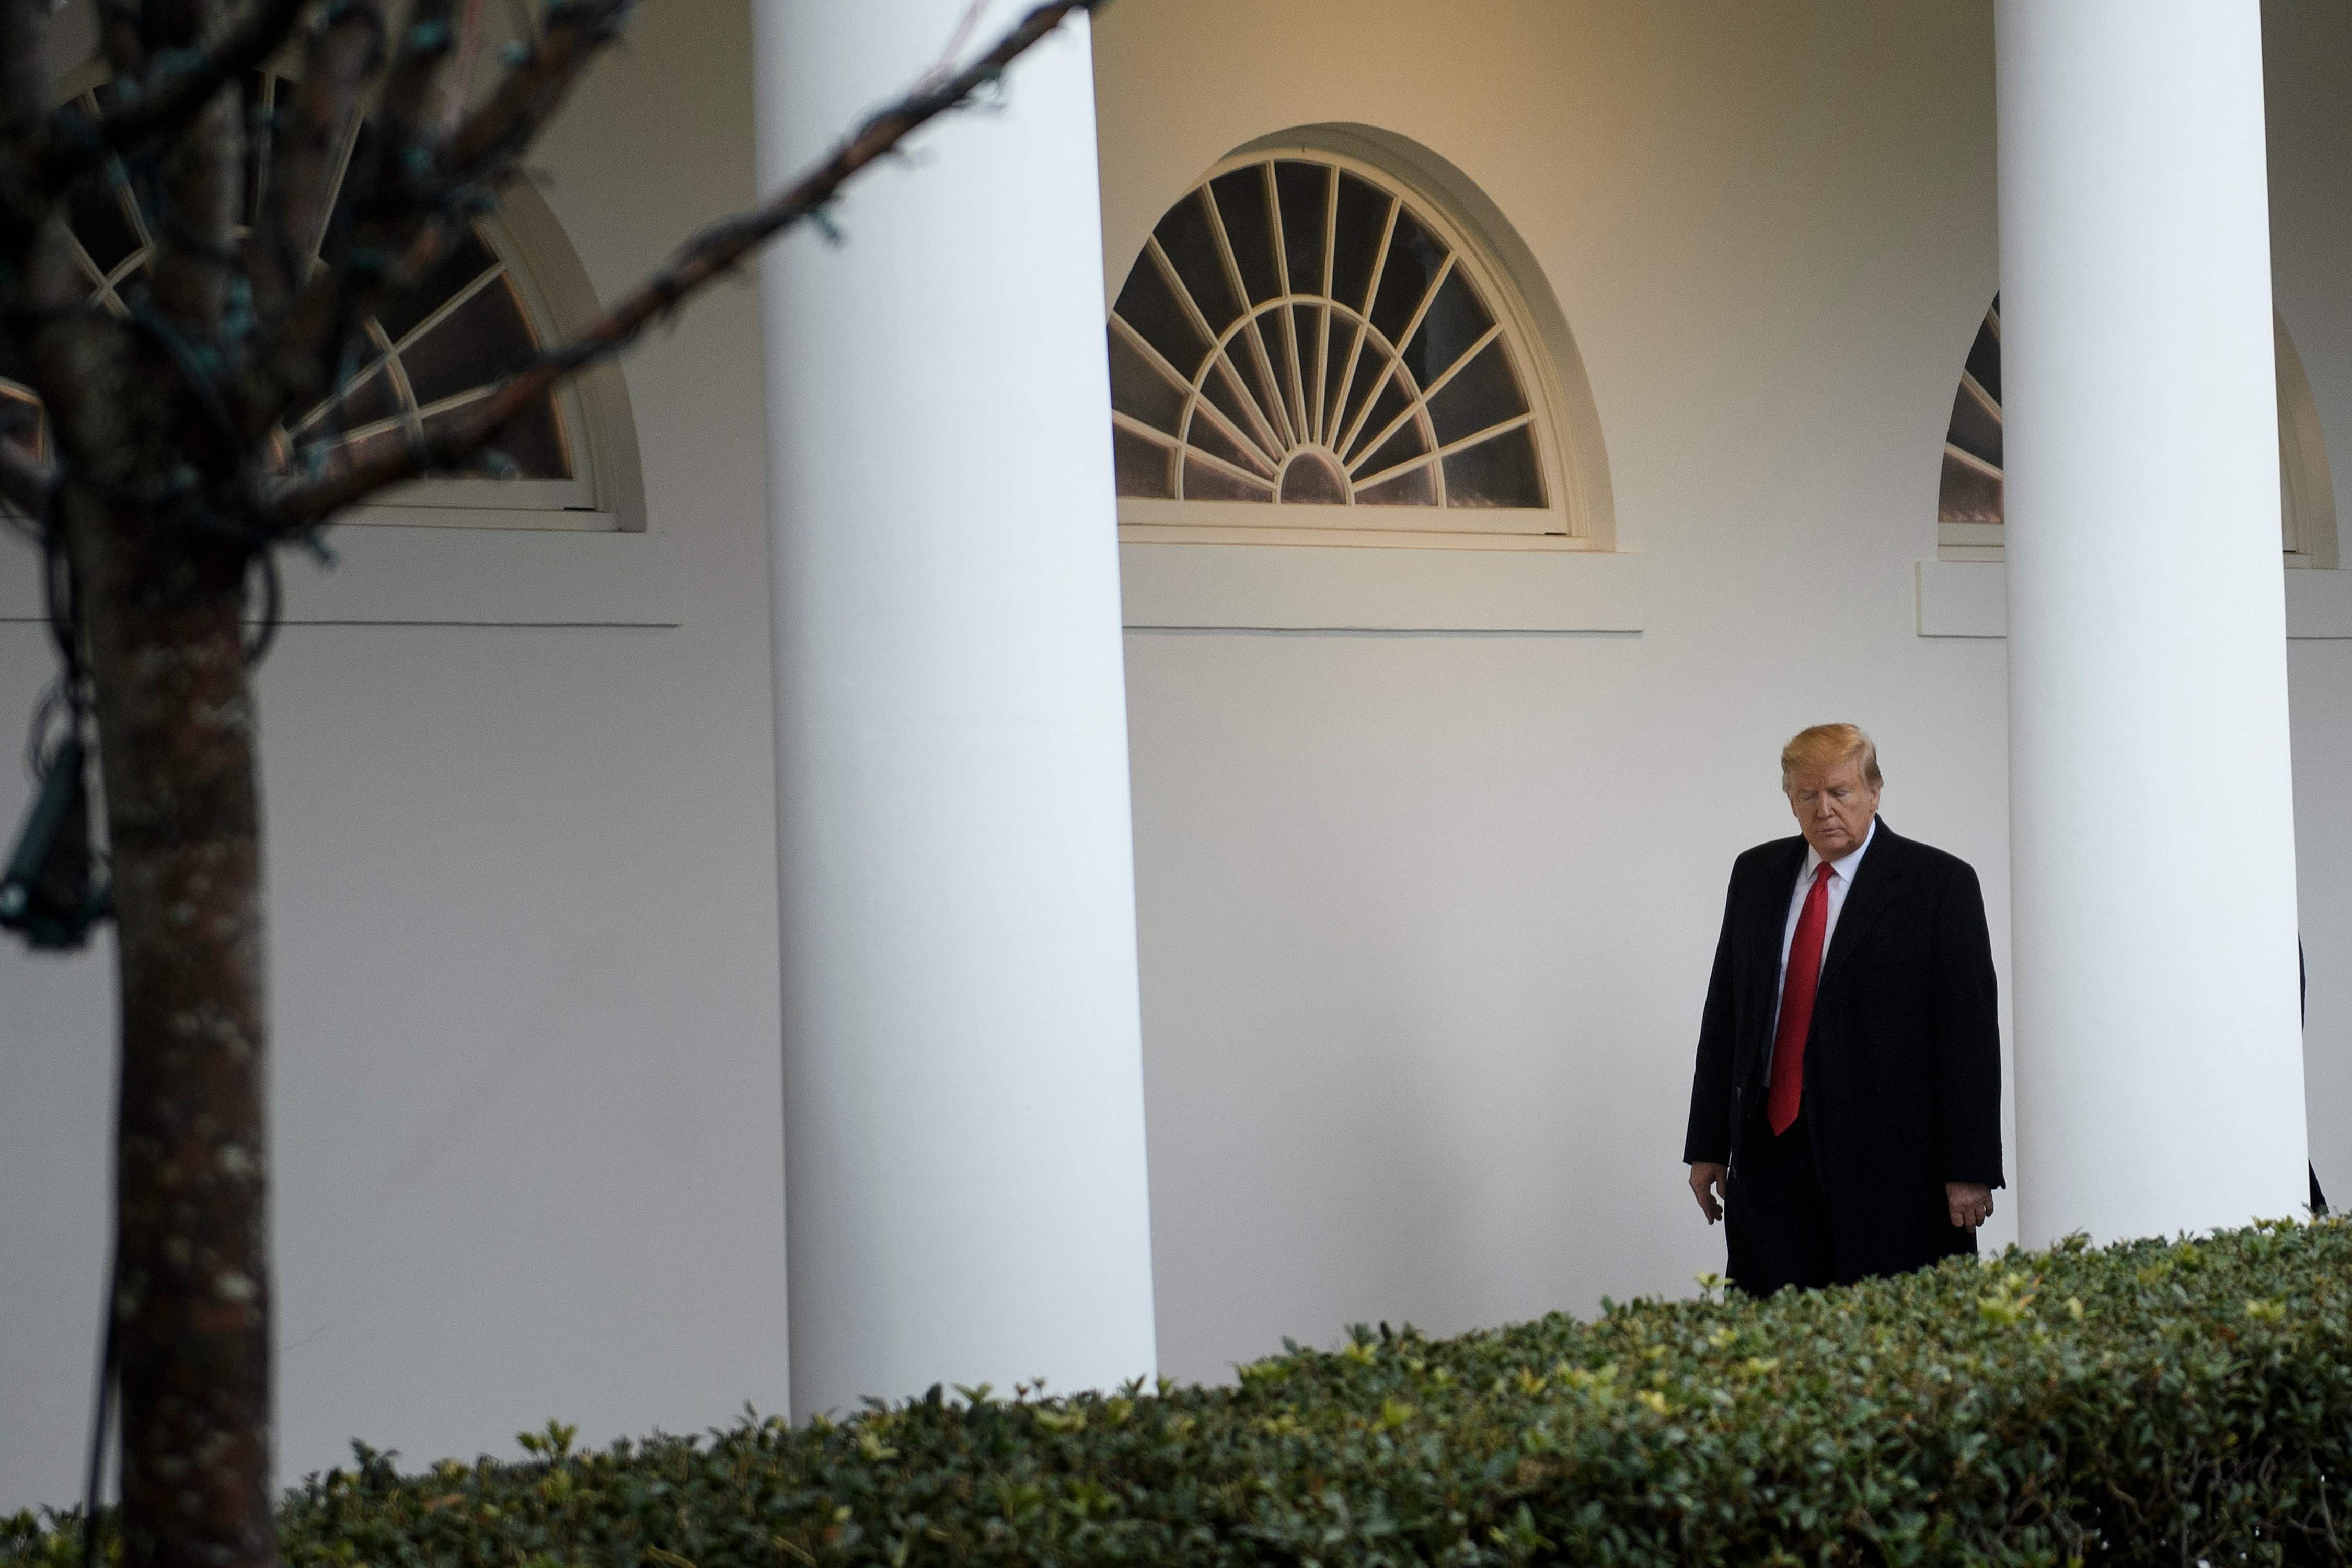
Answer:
[{"left": 1803, "top": 816, "right": 1877, "bottom": 883}]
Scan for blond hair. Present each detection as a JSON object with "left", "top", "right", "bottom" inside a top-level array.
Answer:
[{"left": 1781, "top": 724, "right": 1882, "bottom": 790}]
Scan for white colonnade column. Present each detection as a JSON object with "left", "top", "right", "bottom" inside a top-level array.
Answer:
[
  {"left": 1996, "top": 1, "right": 2309, "bottom": 1245},
  {"left": 750, "top": 2, "right": 1156, "bottom": 1415}
]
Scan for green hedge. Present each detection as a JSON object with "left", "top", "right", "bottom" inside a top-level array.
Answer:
[{"left": 10, "top": 1219, "right": 2352, "bottom": 1566}]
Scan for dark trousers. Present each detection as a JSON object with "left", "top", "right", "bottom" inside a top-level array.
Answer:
[{"left": 1724, "top": 1111, "right": 1836, "bottom": 1296}]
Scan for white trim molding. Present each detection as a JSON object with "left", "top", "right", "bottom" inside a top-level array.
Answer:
[
  {"left": 0, "top": 525, "right": 681, "bottom": 628},
  {"left": 1916, "top": 560, "right": 2352, "bottom": 640},
  {"left": 1121, "top": 541, "right": 1642, "bottom": 632}
]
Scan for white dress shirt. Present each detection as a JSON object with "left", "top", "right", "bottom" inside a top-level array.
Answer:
[{"left": 1774, "top": 816, "right": 1877, "bottom": 1022}]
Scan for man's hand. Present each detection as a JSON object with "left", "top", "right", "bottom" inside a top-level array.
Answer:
[
  {"left": 1689, "top": 1162, "right": 1728, "bottom": 1225},
  {"left": 1946, "top": 1181, "right": 1993, "bottom": 1230}
]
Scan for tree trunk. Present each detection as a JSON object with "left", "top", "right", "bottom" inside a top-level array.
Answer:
[
  {"left": 20, "top": 25, "right": 280, "bottom": 1566},
  {"left": 71, "top": 487, "right": 274, "bottom": 1568}
]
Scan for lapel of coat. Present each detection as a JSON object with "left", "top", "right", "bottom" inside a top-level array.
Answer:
[
  {"left": 1817, "top": 818, "right": 1903, "bottom": 994},
  {"left": 1744, "top": 837, "right": 1808, "bottom": 1063}
]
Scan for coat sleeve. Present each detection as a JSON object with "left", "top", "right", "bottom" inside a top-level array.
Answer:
[
  {"left": 1682, "top": 864, "right": 1743, "bottom": 1166},
  {"left": 1932, "top": 859, "right": 2005, "bottom": 1188}
]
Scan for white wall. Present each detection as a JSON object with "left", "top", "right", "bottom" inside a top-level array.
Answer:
[
  {"left": 0, "top": 1, "right": 788, "bottom": 1508},
  {"left": 1099, "top": 0, "right": 2352, "bottom": 1386}
]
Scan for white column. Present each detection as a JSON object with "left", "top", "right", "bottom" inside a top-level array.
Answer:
[
  {"left": 1997, "top": 1, "right": 2309, "bottom": 1246},
  {"left": 750, "top": 1, "right": 1157, "bottom": 1415}
]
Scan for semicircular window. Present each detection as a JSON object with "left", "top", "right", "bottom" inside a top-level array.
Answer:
[
  {"left": 1936, "top": 302, "right": 2005, "bottom": 528},
  {"left": 1110, "top": 154, "right": 1564, "bottom": 535},
  {"left": 2, "top": 73, "right": 574, "bottom": 500},
  {"left": 1938, "top": 296, "right": 2334, "bottom": 562}
]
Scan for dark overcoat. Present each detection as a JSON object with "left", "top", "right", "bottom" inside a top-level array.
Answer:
[{"left": 1681, "top": 820, "right": 2004, "bottom": 1286}]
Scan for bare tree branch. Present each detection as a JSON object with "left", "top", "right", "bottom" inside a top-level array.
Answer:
[
  {"left": 235, "top": 209, "right": 458, "bottom": 445},
  {"left": 923, "top": 0, "right": 995, "bottom": 93},
  {"left": 55, "top": 0, "right": 312, "bottom": 189},
  {"left": 235, "top": 0, "right": 631, "bottom": 441},
  {"left": 498, "top": 0, "right": 536, "bottom": 50},
  {"left": 146, "top": 1, "right": 246, "bottom": 347},
  {"left": 0, "top": 0, "right": 49, "bottom": 141},
  {"left": 0, "top": 0, "right": 53, "bottom": 246},
  {"left": 438, "top": 0, "right": 488, "bottom": 140},
  {"left": 95, "top": 1, "right": 148, "bottom": 80},
  {"left": 373, "top": 0, "right": 457, "bottom": 175},
  {"left": 268, "top": 0, "right": 1105, "bottom": 529},
  {"left": 22, "top": 216, "right": 138, "bottom": 492},
  {"left": 437, "top": 0, "right": 631, "bottom": 182},
  {"left": 330, "top": 0, "right": 458, "bottom": 303},
  {"left": 246, "top": 4, "right": 381, "bottom": 329}
]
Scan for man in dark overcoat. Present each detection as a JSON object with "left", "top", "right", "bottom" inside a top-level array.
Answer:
[{"left": 1683, "top": 724, "right": 2004, "bottom": 1293}]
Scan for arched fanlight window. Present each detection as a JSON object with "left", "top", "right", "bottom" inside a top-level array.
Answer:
[
  {"left": 2, "top": 70, "right": 639, "bottom": 527},
  {"left": 1110, "top": 149, "right": 1579, "bottom": 541},
  {"left": 1936, "top": 303, "right": 2004, "bottom": 532},
  {"left": 1938, "top": 297, "right": 2337, "bottom": 566}
]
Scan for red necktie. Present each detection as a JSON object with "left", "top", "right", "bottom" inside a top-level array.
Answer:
[{"left": 1766, "top": 862, "right": 1835, "bottom": 1135}]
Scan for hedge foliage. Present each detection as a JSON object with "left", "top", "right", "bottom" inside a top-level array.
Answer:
[{"left": 10, "top": 1219, "right": 2352, "bottom": 1566}]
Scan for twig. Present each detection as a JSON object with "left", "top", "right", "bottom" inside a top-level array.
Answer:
[
  {"left": 236, "top": 2, "right": 384, "bottom": 433},
  {"left": 921, "top": 0, "right": 994, "bottom": 91},
  {"left": 235, "top": 0, "right": 629, "bottom": 439},
  {"left": 0, "top": 0, "right": 49, "bottom": 141},
  {"left": 438, "top": 0, "right": 633, "bottom": 182},
  {"left": 236, "top": 204, "right": 465, "bottom": 442},
  {"left": 267, "top": 0, "right": 1104, "bottom": 528},
  {"left": 149, "top": 5, "right": 244, "bottom": 328},
  {"left": 500, "top": 0, "right": 536, "bottom": 48},
  {"left": 249, "top": 2, "right": 383, "bottom": 326},
  {"left": 373, "top": 0, "right": 459, "bottom": 190},
  {"left": 53, "top": 0, "right": 313, "bottom": 188},
  {"left": 94, "top": 1, "right": 147, "bottom": 81},
  {"left": 439, "top": 0, "right": 489, "bottom": 139}
]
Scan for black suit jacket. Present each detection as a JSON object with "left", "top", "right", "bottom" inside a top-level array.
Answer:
[{"left": 1682, "top": 820, "right": 2004, "bottom": 1283}]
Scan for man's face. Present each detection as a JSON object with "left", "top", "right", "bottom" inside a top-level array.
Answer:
[{"left": 1785, "top": 757, "right": 1880, "bottom": 863}]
